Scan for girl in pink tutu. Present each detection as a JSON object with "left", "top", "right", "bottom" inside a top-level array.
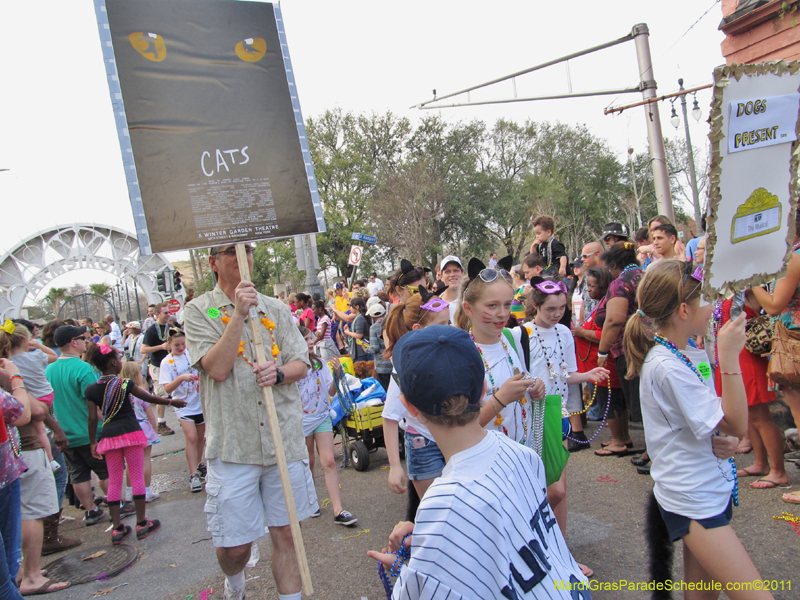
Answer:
[{"left": 84, "top": 344, "right": 185, "bottom": 544}]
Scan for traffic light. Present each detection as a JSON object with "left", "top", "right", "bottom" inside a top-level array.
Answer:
[
  {"left": 173, "top": 271, "right": 182, "bottom": 291},
  {"left": 156, "top": 272, "right": 167, "bottom": 293}
]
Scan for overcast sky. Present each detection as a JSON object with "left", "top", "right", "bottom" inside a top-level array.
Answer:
[{"left": 0, "top": 0, "right": 725, "bottom": 297}]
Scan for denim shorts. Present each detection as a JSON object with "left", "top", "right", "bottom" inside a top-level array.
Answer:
[
  {"left": 403, "top": 431, "right": 445, "bottom": 481},
  {"left": 658, "top": 498, "right": 733, "bottom": 542}
]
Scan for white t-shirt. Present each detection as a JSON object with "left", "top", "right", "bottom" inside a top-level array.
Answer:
[
  {"left": 126, "top": 333, "right": 147, "bottom": 378},
  {"left": 159, "top": 351, "right": 202, "bottom": 418},
  {"left": 524, "top": 323, "right": 578, "bottom": 401},
  {"left": 641, "top": 345, "right": 731, "bottom": 519},
  {"left": 366, "top": 279, "right": 384, "bottom": 297},
  {"left": 393, "top": 431, "right": 586, "bottom": 599},
  {"left": 476, "top": 328, "right": 531, "bottom": 444},
  {"left": 109, "top": 322, "right": 124, "bottom": 352},
  {"left": 382, "top": 372, "right": 434, "bottom": 441},
  {"left": 298, "top": 362, "right": 334, "bottom": 437}
]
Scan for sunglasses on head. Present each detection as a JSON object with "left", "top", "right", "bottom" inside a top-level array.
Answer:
[
  {"left": 213, "top": 245, "right": 253, "bottom": 257},
  {"left": 534, "top": 280, "right": 568, "bottom": 295},
  {"left": 477, "top": 268, "right": 511, "bottom": 284}
]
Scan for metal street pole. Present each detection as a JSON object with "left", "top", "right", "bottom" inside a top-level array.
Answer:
[
  {"left": 303, "top": 235, "right": 324, "bottom": 299},
  {"left": 133, "top": 279, "right": 142, "bottom": 321},
  {"left": 632, "top": 23, "right": 674, "bottom": 223},
  {"left": 678, "top": 78, "right": 703, "bottom": 233}
]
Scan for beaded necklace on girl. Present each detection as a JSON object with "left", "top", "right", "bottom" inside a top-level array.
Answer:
[
  {"left": 470, "top": 331, "right": 529, "bottom": 445},
  {"left": 98, "top": 375, "right": 131, "bottom": 426},
  {"left": 653, "top": 332, "right": 739, "bottom": 507}
]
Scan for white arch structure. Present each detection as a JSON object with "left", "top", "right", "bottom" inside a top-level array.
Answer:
[{"left": 0, "top": 224, "right": 176, "bottom": 320}]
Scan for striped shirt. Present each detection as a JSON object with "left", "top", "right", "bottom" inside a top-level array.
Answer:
[
  {"left": 316, "top": 314, "right": 332, "bottom": 341},
  {"left": 393, "top": 431, "right": 588, "bottom": 599}
]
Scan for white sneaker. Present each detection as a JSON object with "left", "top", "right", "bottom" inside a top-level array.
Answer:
[
  {"left": 223, "top": 580, "right": 246, "bottom": 600},
  {"left": 190, "top": 473, "right": 203, "bottom": 493},
  {"left": 145, "top": 491, "right": 160, "bottom": 503}
]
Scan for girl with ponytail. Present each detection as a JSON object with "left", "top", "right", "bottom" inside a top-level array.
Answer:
[
  {"left": 626, "top": 260, "right": 771, "bottom": 599},
  {"left": 380, "top": 289, "right": 451, "bottom": 518}
]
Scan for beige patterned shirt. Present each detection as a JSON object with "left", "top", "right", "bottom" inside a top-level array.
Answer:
[{"left": 184, "top": 285, "right": 311, "bottom": 466}]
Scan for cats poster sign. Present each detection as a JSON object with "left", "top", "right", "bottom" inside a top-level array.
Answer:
[{"left": 95, "top": 0, "right": 325, "bottom": 254}]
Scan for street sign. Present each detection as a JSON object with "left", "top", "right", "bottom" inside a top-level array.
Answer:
[
  {"left": 350, "top": 233, "right": 377, "bottom": 244},
  {"left": 348, "top": 245, "right": 363, "bottom": 266},
  {"left": 169, "top": 298, "right": 181, "bottom": 315}
]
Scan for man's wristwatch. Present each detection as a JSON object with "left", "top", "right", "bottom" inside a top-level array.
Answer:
[{"left": 275, "top": 367, "right": 285, "bottom": 385}]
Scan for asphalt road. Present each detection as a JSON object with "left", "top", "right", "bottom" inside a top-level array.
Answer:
[{"left": 42, "top": 413, "right": 800, "bottom": 600}]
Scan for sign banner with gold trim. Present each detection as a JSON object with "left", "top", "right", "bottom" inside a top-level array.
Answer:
[
  {"left": 94, "top": 0, "right": 325, "bottom": 254},
  {"left": 705, "top": 63, "right": 800, "bottom": 299}
]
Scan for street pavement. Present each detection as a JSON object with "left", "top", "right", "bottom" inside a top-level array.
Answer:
[{"left": 42, "top": 413, "right": 800, "bottom": 600}]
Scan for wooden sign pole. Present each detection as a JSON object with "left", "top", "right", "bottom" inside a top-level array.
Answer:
[{"left": 234, "top": 243, "right": 314, "bottom": 596}]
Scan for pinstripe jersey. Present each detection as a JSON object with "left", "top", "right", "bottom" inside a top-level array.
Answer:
[{"left": 393, "top": 431, "right": 589, "bottom": 599}]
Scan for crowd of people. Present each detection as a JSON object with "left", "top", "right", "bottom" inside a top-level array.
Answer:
[{"left": 0, "top": 208, "right": 798, "bottom": 598}]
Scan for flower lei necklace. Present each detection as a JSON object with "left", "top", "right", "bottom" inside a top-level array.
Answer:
[
  {"left": 99, "top": 375, "right": 130, "bottom": 426},
  {"left": 219, "top": 307, "right": 280, "bottom": 366},
  {"left": 469, "top": 330, "right": 528, "bottom": 444},
  {"left": 653, "top": 333, "right": 739, "bottom": 507}
]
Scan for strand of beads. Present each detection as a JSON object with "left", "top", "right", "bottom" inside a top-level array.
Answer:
[
  {"left": 100, "top": 375, "right": 129, "bottom": 426},
  {"left": 563, "top": 386, "right": 612, "bottom": 444},
  {"left": 654, "top": 332, "right": 739, "bottom": 507},
  {"left": 653, "top": 334, "right": 705, "bottom": 380},
  {"left": 564, "top": 382, "right": 598, "bottom": 416},
  {"left": 6, "top": 425, "right": 21, "bottom": 458},
  {"left": 377, "top": 533, "right": 412, "bottom": 599}
]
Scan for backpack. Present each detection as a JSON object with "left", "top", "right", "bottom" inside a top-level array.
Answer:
[{"left": 501, "top": 327, "right": 531, "bottom": 372}]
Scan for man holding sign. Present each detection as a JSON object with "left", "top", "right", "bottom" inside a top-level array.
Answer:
[{"left": 185, "top": 244, "right": 317, "bottom": 600}]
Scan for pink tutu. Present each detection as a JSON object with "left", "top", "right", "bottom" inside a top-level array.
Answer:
[
  {"left": 36, "top": 392, "right": 54, "bottom": 409},
  {"left": 97, "top": 430, "right": 148, "bottom": 455}
]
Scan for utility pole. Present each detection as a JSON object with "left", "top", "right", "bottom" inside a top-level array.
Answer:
[
  {"left": 677, "top": 78, "right": 703, "bottom": 233},
  {"left": 303, "top": 235, "right": 324, "bottom": 299},
  {"left": 632, "top": 23, "right": 674, "bottom": 223}
]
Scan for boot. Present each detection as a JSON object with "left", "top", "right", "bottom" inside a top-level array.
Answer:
[{"left": 41, "top": 510, "right": 82, "bottom": 555}]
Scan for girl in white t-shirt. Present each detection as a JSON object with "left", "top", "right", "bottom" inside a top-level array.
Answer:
[
  {"left": 454, "top": 258, "right": 546, "bottom": 447},
  {"left": 159, "top": 330, "right": 205, "bottom": 493},
  {"left": 381, "top": 289, "right": 452, "bottom": 504},
  {"left": 624, "top": 260, "right": 771, "bottom": 599},
  {"left": 523, "top": 277, "right": 607, "bottom": 579},
  {"left": 297, "top": 326, "right": 356, "bottom": 526}
]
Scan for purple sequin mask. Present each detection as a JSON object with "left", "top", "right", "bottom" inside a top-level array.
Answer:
[{"left": 533, "top": 280, "right": 568, "bottom": 295}]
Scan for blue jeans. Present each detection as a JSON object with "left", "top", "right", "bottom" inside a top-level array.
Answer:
[
  {"left": 403, "top": 432, "right": 445, "bottom": 481},
  {"left": 50, "top": 440, "right": 67, "bottom": 508},
  {"left": 0, "top": 480, "right": 23, "bottom": 600}
]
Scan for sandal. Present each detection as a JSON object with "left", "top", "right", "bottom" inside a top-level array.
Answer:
[
  {"left": 750, "top": 478, "right": 791, "bottom": 490},
  {"left": 782, "top": 491, "right": 800, "bottom": 504},
  {"left": 630, "top": 455, "right": 650, "bottom": 467},
  {"left": 737, "top": 466, "right": 768, "bottom": 477},
  {"left": 601, "top": 441, "right": 633, "bottom": 449},
  {"left": 20, "top": 579, "right": 71, "bottom": 596},
  {"left": 594, "top": 447, "right": 632, "bottom": 457}
]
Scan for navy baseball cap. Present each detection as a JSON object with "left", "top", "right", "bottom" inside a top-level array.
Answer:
[{"left": 392, "top": 325, "right": 484, "bottom": 416}]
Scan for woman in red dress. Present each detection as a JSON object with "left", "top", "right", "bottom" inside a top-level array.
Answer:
[
  {"left": 714, "top": 291, "right": 788, "bottom": 489},
  {"left": 572, "top": 267, "right": 630, "bottom": 453}
]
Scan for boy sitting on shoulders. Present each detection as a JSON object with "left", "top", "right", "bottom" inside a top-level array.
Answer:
[{"left": 368, "top": 326, "right": 590, "bottom": 599}]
